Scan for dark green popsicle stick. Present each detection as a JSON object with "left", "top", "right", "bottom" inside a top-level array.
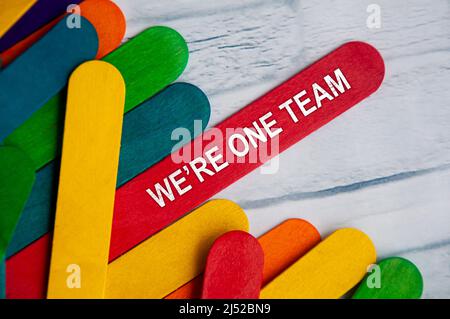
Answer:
[
  {"left": 0, "top": 146, "right": 35, "bottom": 259},
  {"left": 6, "top": 83, "right": 210, "bottom": 259},
  {"left": 3, "top": 26, "right": 189, "bottom": 170},
  {"left": 352, "top": 257, "right": 423, "bottom": 299}
]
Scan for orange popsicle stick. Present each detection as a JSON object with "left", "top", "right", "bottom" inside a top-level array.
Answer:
[
  {"left": 0, "top": 0, "right": 125, "bottom": 67},
  {"left": 259, "top": 219, "right": 321, "bottom": 285},
  {"left": 165, "top": 219, "right": 321, "bottom": 299}
]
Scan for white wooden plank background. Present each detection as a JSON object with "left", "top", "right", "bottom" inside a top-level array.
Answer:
[{"left": 114, "top": 0, "right": 450, "bottom": 298}]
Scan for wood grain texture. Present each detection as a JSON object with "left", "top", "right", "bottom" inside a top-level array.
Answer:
[
  {"left": 216, "top": 0, "right": 450, "bottom": 208},
  {"left": 397, "top": 242, "right": 447, "bottom": 298},
  {"left": 117, "top": 0, "right": 303, "bottom": 99},
  {"left": 352, "top": 257, "right": 423, "bottom": 299},
  {"left": 0, "top": 0, "right": 126, "bottom": 67},
  {"left": 3, "top": 26, "right": 189, "bottom": 170},
  {"left": 202, "top": 231, "right": 264, "bottom": 299},
  {"left": 47, "top": 61, "right": 125, "bottom": 299},
  {"left": 5, "top": 83, "right": 211, "bottom": 299},
  {"left": 0, "top": 0, "right": 82, "bottom": 52},
  {"left": 260, "top": 228, "right": 376, "bottom": 299},
  {"left": 166, "top": 218, "right": 320, "bottom": 299},
  {"left": 248, "top": 165, "right": 450, "bottom": 298},
  {"left": 0, "top": 146, "right": 35, "bottom": 259},
  {"left": 110, "top": 41, "right": 385, "bottom": 261},
  {"left": 0, "top": 0, "right": 36, "bottom": 38},
  {"left": 0, "top": 16, "right": 98, "bottom": 140},
  {"left": 105, "top": 200, "right": 249, "bottom": 299}
]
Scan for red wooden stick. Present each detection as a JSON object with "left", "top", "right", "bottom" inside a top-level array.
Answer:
[
  {"left": 6, "top": 233, "right": 51, "bottom": 299},
  {"left": 110, "top": 41, "right": 384, "bottom": 260},
  {"left": 202, "top": 231, "right": 264, "bottom": 299}
]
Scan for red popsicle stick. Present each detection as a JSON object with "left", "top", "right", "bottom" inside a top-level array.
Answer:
[
  {"left": 6, "top": 233, "right": 51, "bottom": 299},
  {"left": 110, "top": 41, "right": 384, "bottom": 260},
  {"left": 202, "top": 231, "right": 264, "bottom": 299},
  {"left": 165, "top": 218, "right": 321, "bottom": 299}
]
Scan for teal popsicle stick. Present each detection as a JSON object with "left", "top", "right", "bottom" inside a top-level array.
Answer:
[{"left": 0, "top": 16, "right": 98, "bottom": 140}]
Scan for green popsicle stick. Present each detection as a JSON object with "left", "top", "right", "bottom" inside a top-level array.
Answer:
[
  {"left": 0, "top": 146, "right": 35, "bottom": 259},
  {"left": 3, "top": 26, "right": 189, "bottom": 170},
  {"left": 352, "top": 257, "right": 423, "bottom": 299}
]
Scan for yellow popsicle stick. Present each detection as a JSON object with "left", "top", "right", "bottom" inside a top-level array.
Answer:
[
  {"left": 47, "top": 61, "right": 125, "bottom": 299},
  {"left": 0, "top": 0, "right": 36, "bottom": 37},
  {"left": 105, "top": 199, "right": 249, "bottom": 299},
  {"left": 261, "top": 228, "right": 376, "bottom": 299}
]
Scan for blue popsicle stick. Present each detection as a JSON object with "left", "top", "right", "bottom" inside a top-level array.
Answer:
[{"left": 0, "top": 16, "right": 98, "bottom": 140}]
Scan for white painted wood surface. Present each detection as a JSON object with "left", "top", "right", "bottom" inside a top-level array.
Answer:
[{"left": 114, "top": 0, "right": 450, "bottom": 298}]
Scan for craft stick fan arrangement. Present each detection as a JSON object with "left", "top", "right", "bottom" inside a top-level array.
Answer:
[{"left": 0, "top": 1, "right": 424, "bottom": 300}]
